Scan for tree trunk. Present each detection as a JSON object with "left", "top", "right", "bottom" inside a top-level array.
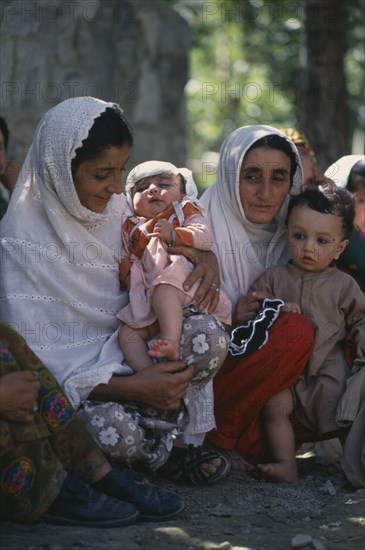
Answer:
[{"left": 301, "top": 0, "right": 350, "bottom": 170}]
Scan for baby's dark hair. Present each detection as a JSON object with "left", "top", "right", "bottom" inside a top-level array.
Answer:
[
  {"left": 347, "top": 159, "right": 365, "bottom": 193},
  {"left": 71, "top": 107, "right": 133, "bottom": 176},
  {"left": 286, "top": 187, "right": 355, "bottom": 239},
  {"left": 247, "top": 134, "right": 298, "bottom": 185}
]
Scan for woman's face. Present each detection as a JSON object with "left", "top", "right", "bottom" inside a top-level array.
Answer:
[
  {"left": 239, "top": 146, "right": 292, "bottom": 223},
  {"left": 73, "top": 144, "right": 130, "bottom": 213}
]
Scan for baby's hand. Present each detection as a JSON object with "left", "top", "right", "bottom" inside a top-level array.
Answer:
[
  {"left": 148, "top": 219, "right": 174, "bottom": 243},
  {"left": 282, "top": 302, "right": 301, "bottom": 314}
]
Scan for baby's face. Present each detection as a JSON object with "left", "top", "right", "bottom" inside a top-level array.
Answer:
[
  {"left": 287, "top": 205, "right": 348, "bottom": 273},
  {"left": 132, "top": 172, "right": 183, "bottom": 217}
]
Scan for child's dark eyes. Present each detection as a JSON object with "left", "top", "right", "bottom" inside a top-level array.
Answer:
[
  {"left": 292, "top": 233, "right": 330, "bottom": 245},
  {"left": 135, "top": 183, "right": 149, "bottom": 192},
  {"left": 135, "top": 181, "right": 172, "bottom": 192},
  {"left": 317, "top": 237, "right": 329, "bottom": 245}
]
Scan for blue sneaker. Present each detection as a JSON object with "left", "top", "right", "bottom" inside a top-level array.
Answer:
[
  {"left": 93, "top": 467, "right": 184, "bottom": 521},
  {"left": 42, "top": 472, "right": 139, "bottom": 527}
]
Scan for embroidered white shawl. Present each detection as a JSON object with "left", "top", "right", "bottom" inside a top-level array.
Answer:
[
  {"left": 0, "top": 97, "right": 132, "bottom": 407},
  {"left": 200, "top": 125, "right": 303, "bottom": 307},
  {"left": 325, "top": 155, "right": 365, "bottom": 188},
  {"left": 0, "top": 98, "right": 216, "bottom": 438}
]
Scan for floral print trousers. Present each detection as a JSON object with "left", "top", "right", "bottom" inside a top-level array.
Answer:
[{"left": 77, "top": 307, "right": 230, "bottom": 472}]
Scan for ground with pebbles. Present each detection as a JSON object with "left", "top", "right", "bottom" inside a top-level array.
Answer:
[{"left": 1, "top": 453, "right": 364, "bottom": 550}]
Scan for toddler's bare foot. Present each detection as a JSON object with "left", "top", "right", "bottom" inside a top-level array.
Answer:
[
  {"left": 256, "top": 460, "right": 298, "bottom": 483},
  {"left": 148, "top": 338, "right": 180, "bottom": 360}
]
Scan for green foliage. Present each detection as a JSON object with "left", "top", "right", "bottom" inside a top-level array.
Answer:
[{"left": 170, "top": 0, "right": 364, "bottom": 189}]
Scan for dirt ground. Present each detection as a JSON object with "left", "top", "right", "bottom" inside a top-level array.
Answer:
[{"left": 1, "top": 450, "right": 364, "bottom": 550}]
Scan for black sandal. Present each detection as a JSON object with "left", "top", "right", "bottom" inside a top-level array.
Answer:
[{"left": 157, "top": 444, "right": 230, "bottom": 486}]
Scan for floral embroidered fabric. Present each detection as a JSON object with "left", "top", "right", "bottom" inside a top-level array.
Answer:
[
  {"left": 0, "top": 324, "right": 107, "bottom": 522},
  {"left": 78, "top": 307, "right": 230, "bottom": 471}
]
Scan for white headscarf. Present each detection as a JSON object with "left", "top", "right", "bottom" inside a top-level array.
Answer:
[
  {"left": 324, "top": 155, "right": 365, "bottom": 188},
  {"left": 200, "top": 125, "right": 303, "bottom": 307},
  {"left": 0, "top": 97, "right": 131, "bottom": 407}
]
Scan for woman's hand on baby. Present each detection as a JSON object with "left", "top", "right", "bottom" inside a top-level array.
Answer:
[
  {"left": 234, "top": 291, "right": 273, "bottom": 325},
  {"left": 128, "top": 361, "right": 195, "bottom": 410},
  {"left": 148, "top": 219, "right": 173, "bottom": 243},
  {"left": 0, "top": 371, "right": 40, "bottom": 423},
  {"left": 282, "top": 302, "right": 301, "bottom": 314},
  {"left": 168, "top": 246, "right": 221, "bottom": 313}
]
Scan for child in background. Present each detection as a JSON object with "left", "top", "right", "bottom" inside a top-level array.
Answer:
[
  {"left": 247, "top": 186, "right": 365, "bottom": 483},
  {"left": 281, "top": 128, "right": 329, "bottom": 190},
  {"left": 117, "top": 161, "right": 231, "bottom": 376}
]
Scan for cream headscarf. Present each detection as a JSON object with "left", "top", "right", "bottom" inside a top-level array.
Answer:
[
  {"left": 201, "top": 125, "right": 303, "bottom": 307},
  {"left": 0, "top": 97, "right": 131, "bottom": 407},
  {"left": 325, "top": 155, "right": 365, "bottom": 188}
]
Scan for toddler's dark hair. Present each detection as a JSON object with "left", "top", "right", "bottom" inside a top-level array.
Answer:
[{"left": 286, "top": 186, "right": 355, "bottom": 239}]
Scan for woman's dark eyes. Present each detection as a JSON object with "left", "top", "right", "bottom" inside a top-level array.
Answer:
[{"left": 243, "top": 175, "right": 286, "bottom": 183}]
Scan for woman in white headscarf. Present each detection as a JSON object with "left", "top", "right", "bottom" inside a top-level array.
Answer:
[
  {"left": 325, "top": 154, "right": 365, "bottom": 291},
  {"left": 202, "top": 125, "right": 317, "bottom": 469},
  {"left": 0, "top": 97, "right": 229, "bottom": 483}
]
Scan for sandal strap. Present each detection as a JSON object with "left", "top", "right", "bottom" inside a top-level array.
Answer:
[{"left": 168, "top": 445, "right": 229, "bottom": 486}]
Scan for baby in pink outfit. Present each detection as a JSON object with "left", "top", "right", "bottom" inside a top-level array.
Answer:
[{"left": 117, "top": 161, "right": 231, "bottom": 373}]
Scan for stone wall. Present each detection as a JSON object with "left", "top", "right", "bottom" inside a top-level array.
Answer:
[{"left": 0, "top": 0, "right": 189, "bottom": 167}]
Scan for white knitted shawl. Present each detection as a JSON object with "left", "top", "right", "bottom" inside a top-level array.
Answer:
[
  {"left": 325, "top": 155, "right": 365, "bottom": 188},
  {"left": 0, "top": 97, "right": 131, "bottom": 407},
  {"left": 200, "top": 125, "right": 303, "bottom": 308}
]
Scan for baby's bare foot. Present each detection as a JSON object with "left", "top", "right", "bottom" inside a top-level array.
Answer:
[
  {"left": 148, "top": 338, "right": 180, "bottom": 360},
  {"left": 256, "top": 460, "right": 298, "bottom": 483}
]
